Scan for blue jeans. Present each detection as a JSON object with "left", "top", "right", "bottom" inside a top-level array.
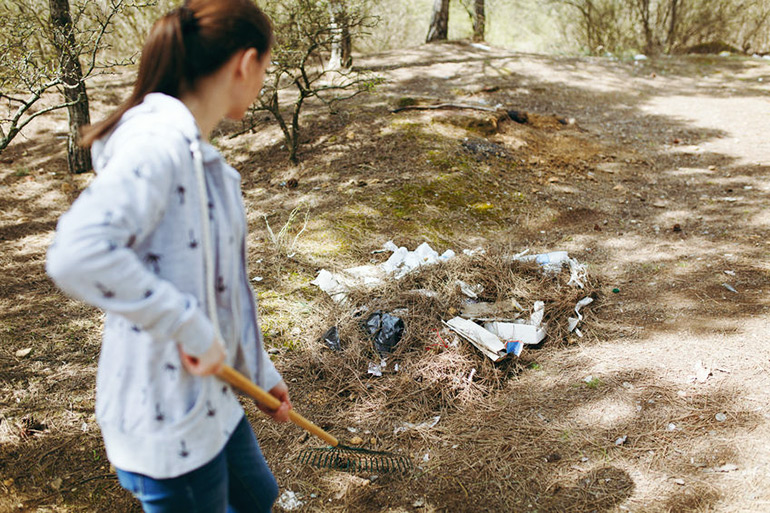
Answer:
[{"left": 116, "top": 416, "right": 278, "bottom": 513}]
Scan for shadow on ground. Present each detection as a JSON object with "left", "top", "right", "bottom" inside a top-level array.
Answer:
[{"left": 1, "top": 42, "right": 768, "bottom": 511}]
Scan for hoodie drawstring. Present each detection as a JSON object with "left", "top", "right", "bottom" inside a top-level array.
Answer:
[{"left": 191, "top": 141, "right": 223, "bottom": 343}]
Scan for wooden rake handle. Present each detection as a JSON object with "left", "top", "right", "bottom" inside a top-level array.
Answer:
[{"left": 216, "top": 365, "right": 339, "bottom": 447}]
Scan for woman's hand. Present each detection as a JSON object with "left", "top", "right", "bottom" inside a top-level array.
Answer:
[
  {"left": 178, "top": 337, "right": 226, "bottom": 376},
  {"left": 256, "top": 380, "right": 292, "bottom": 423}
]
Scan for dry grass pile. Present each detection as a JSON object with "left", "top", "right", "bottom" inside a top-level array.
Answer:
[{"left": 275, "top": 245, "right": 600, "bottom": 454}]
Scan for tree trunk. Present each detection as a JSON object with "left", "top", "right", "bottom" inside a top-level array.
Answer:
[
  {"left": 426, "top": 0, "right": 450, "bottom": 42},
  {"left": 328, "top": 0, "right": 352, "bottom": 69},
  {"left": 49, "top": 0, "right": 91, "bottom": 173},
  {"left": 667, "top": 0, "right": 680, "bottom": 53},
  {"left": 637, "top": 0, "right": 654, "bottom": 54},
  {"left": 473, "top": 0, "right": 485, "bottom": 42}
]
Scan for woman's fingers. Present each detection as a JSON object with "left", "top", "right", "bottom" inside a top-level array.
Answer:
[
  {"left": 177, "top": 338, "right": 226, "bottom": 376},
  {"left": 256, "top": 380, "right": 292, "bottom": 422}
]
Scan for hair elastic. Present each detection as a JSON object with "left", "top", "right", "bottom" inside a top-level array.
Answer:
[{"left": 177, "top": 6, "right": 198, "bottom": 32}]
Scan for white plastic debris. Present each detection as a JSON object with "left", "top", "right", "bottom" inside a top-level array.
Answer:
[
  {"left": 715, "top": 412, "right": 727, "bottom": 422},
  {"left": 530, "top": 301, "right": 545, "bottom": 326},
  {"left": 518, "top": 251, "right": 569, "bottom": 272},
  {"left": 722, "top": 283, "right": 738, "bottom": 293},
  {"left": 381, "top": 241, "right": 454, "bottom": 278},
  {"left": 394, "top": 416, "right": 441, "bottom": 435},
  {"left": 567, "top": 297, "right": 594, "bottom": 337},
  {"left": 313, "top": 242, "right": 455, "bottom": 300},
  {"left": 277, "top": 490, "right": 304, "bottom": 511},
  {"left": 470, "top": 42, "right": 491, "bottom": 51},
  {"left": 456, "top": 280, "right": 484, "bottom": 298},
  {"left": 444, "top": 317, "right": 508, "bottom": 361},
  {"left": 514, "top": 251, "right": 587, "bottom": 288},
  {"left": 483, "top": 320, "right": 546, "bottom": 346},
  {"left": 310, "top": 269, "right": 353, "bottom": 303},
  {"left": 368, "top": 359, "right": 387, "bottom": 377},
  {"left": 615, "top": 435, "right": 628, "bottom": 445},
  {"left": 447, "top": 303, "right": 543, "bottom": 359},
  {"left": 382, "top": 240, "right": 399, "bottom": 252},
  {"left": 251, "top": 276, "right": 263, "bottom": 282},
  {"left": 463, "top": 247, "right": 486, "bottom": 256}
]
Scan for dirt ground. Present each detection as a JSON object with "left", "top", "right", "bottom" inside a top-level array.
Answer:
[{"left": 1, "top": 42, "right": 769, "bottom": 512}]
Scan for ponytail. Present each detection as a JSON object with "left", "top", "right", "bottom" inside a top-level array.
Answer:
[{"left": 81, "top": 0, "right": 273, "bottom": 147}]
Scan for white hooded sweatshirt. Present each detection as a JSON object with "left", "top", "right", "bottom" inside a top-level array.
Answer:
[{"left": 47, "top": 93, "right": 282, "bottom": 479}]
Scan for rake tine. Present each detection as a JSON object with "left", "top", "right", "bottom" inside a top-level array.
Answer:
[{"left": 297, "top": 446, "right": 412, "bottom": 474}]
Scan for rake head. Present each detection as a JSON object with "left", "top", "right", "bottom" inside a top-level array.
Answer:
[{"left": 298, "top": 445, "right": 412, "bottom": 473}]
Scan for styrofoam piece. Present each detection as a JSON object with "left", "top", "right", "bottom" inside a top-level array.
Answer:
[
  {"left": 342, "top": 265, "right": 385, "bottom": 286},
  {"left": 440, "top": 249, "right": 456, "bottom": 260},
  {"left": 310, "top": 269, "right": 350, "bottom": 303},
  {"left": 444, "top": 317, "right": 507, "bottom": 362},
  {"left": 530, "top": 300, "right": 545, "bottom": 326},
  {"left": 310, "top": 265, "right": 385, "bottom": 303},
  {"left": 484, "top": 321, "right": 546, "bottom": 345},
  {"left": 382, "top": 240, "right": 400, "bottom": 252}
]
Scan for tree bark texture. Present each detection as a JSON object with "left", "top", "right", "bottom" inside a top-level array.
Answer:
[
  {"left": 636, "top": 0, "right": 654, "bottom": 54},
  {"left": 473, "top": 0, "right": 485, "bottom": 42},
  {"left": 667, "top": 0, "right": 679, "bottom": 52},
  {"left": 49, "top": 0, "right": 92, "bottom": 173},
  {"left": 328, "top": 0, "right": 352, "bottom": 69},
  {"left": 426, "top": 0, "right": 450, "bottom": 42}
]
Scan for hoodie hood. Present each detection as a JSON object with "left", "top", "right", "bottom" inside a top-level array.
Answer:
[{"left": 92, "top": 93, "right": 220, "bottom": 172}]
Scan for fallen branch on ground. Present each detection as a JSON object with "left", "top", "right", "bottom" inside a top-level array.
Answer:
[{"left": 390, "top": 103, "right": 501, "bottom": 114}]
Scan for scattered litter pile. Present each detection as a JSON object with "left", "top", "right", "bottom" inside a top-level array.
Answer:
[
  {"left": 311, "top": 242, "right": 595, "bottom": 364},
  {"left": 274, "top": 241, "right": 600, "bottom": 484}
]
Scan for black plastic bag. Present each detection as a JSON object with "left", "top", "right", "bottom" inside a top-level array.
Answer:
[
  {"left": 364, "top": 310, "right": 404, "bottom": 355},
  {"left": 321, "top": 326, "right": 341, "bottom": 351}
]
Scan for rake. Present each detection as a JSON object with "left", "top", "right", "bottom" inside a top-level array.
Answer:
[{"left": 217, "top": 365, "right": 412, "bottom": 473}]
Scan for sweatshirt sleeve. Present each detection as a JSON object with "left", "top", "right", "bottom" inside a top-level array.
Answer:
[
  {"left": 257, "top": 345, "right": 283, "bottom": 391},
  {"left": 46, "top": 132, "right": 215, "bottom": 356}
]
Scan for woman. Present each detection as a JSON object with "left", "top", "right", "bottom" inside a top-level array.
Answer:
[{"left": 46, "top": 1, "right": 290, "bottom": 511}]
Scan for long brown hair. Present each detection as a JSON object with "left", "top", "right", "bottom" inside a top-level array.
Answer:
[{"left": 81, "top": 0, "right": 273, "bottom": 147}]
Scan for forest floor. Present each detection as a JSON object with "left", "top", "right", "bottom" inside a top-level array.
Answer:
[{"left": 1, "top": 42, "right": 770, "bottom": 513}]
